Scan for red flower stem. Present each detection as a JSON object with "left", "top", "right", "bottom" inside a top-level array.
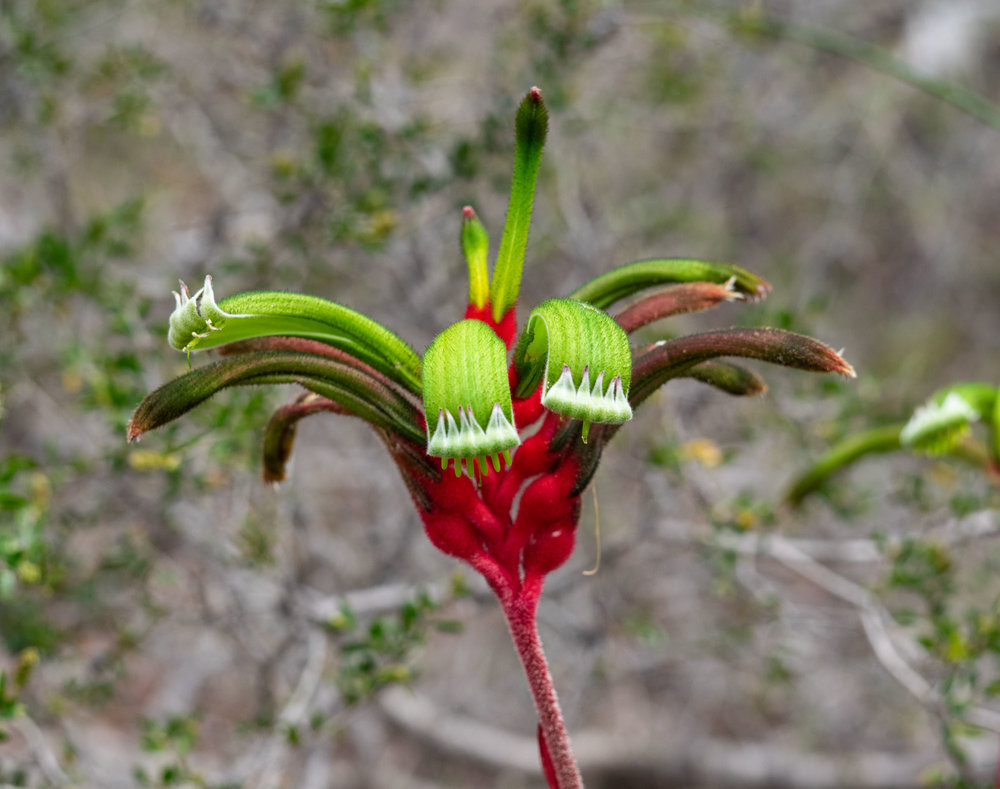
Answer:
[{"left": 501, "top": 582, "right": 583, "bottom": 789}]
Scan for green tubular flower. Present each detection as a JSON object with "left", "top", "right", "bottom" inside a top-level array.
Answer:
[
  {"left": 168, "top": 276, "right": 422, "bottom": 392},
  {"left": 513, "top": 299, "right": 632, "bottom": 441},
  {"left": 900, "top": 385, "right": 995, "bottom": 454},
  {"left": 422, "top": 319, "right": 519, "bottom": 474},
  {"left": 568, "top": 258, "right": 770, "bottom": 310}
]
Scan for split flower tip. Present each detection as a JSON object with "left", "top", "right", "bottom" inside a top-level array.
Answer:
[
  {"left": 796, "top": 338, "right": 855, "bottom": 378},
  {"left": 168, "top": 274, "right": 233, "bottom": 351},
  {"left": 541, "top": 365, "right": 632, "bottom": 426},
  {"left": 426, "top": 402, "right": 521, "bottom": 473},
  {"left": 126, "top": 420, "right": 143, "bottom": 443},
  {"left": 831, "top": 349, "right": 856, "bottom": 379}
]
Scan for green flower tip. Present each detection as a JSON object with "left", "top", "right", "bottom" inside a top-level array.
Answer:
[
  {"left": 168, "top": 275, "right": 239, "bottom": 351},
  {"left": 900, "top": 391, "right": 979, "bottom": 454},
  {"left": 517, "top": 86, "right": 548, "bottom": 145}
]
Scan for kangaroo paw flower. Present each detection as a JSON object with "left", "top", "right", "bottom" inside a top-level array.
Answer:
[
  {"left": 422, "top": 319, "right": 520, "bottom": 474},
  {"left": 513, "top": 298, "right": 632, "bottom": 441}
]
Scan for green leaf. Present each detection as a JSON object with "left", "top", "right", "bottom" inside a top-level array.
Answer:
[
  {"left": 128, "top": 350, "right": 424, "bottom": 444},
  {"left": 513, "top": 299, "right": 632, "bottom": 440},
  {"left": 490, "top": 87, "right": 548, "bottom": 322},
  {"left": 569, "top": 258, "right": 770, "bottom": 309},
  {"left": 422, "top": 320, "right": 519, "bottom": 472},
  {"left": 168, "top": 276, "right": 422, "bottom": 392}
]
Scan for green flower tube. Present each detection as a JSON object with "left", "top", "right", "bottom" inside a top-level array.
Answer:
[{"left": 168, "top": 276, "right": 422, "bottom": 392}]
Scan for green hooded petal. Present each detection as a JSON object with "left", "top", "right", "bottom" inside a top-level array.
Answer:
[
  {"left": 422, "top": 320, "right": 519, "bottom": 472},
  {"left": 513, "top": 298, "right": 632, "bottom": 440}
]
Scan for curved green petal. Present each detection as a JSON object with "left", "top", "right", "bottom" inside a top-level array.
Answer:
[
  {"left": 128, "top": 350, "right": 424, "bottom": 444},
  {"left": 513, "top": 299, "right": 632, "bottom": 440},
  {"left": 262, "top": 394, "right": 348, "bottom": 483},
  {"left": 629, "top": 327, "right": 855, "bottom": 408},
  {"left": 168, "top": 276, "right": 422, "bottom": 392},
  {"left": 422, "top": 320, "right": 519, "bottom": 472},
  {"left": 568, "top": 258, "right": 770, "bottom": 310}
]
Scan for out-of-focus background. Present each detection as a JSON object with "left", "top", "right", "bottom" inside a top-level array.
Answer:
[{"left": 2, "top": 1, "right": 1000, "bottom": 787}]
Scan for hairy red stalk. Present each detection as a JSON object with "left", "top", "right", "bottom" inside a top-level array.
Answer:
[
  {"left": 614, "top": 281, "right": 741, "bottom": 333},
  {"left": 503, "top": 583, "right": 582, "bottom": 789}
]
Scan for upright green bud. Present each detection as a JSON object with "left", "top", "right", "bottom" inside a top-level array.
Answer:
[
  {"left": 490, "top": 87, "right": 548, "bottom": 323},
  {"left": 462, "top": 207, "right": 490, "bottom": 309},
  {"left": 422, "top": 320, "right": 520, "bottom": 474},
  {"left": 513, "top": 299, "right": 632, "bottom": 441}
]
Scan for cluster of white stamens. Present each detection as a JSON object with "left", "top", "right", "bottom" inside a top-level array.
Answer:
[
  {"left": 540, "top": 365, "right": 632, "bottom": 443},
  {"left": 542, "top": 365, "right": 631, "bottom": 422}
]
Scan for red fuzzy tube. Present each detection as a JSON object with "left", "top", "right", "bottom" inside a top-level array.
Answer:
[
  {"left": 464, "top": 302, "right": 519, "bottom": 348},
  {"left": 421, "top": 512, "right": 482, "bottom": 560},
  {"left": 523, "top": 522, "right": 576, "bottom": 578},
  {"left": 517, "top": 474, "right": 575, "bottom": 526}
]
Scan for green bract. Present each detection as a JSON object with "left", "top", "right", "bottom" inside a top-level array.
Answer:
[
  {"left": 514, "top": 299, "right": 632, "bottom": 441},
  {"left": 168, "top": 276, "right": 422, "bottom": 391},
  {"left": 422, "top": 320, "right": 519, "bottom": 474}
]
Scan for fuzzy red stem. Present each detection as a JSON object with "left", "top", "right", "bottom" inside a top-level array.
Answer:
[
  {"left": 502, "top": 585, "right": 582, "bottom": 789},
  {"left": 538, "top": 723, "right": 559, "bottom": 789}
]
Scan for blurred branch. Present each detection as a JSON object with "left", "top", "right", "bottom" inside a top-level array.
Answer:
[
  {"left": 658, "top": 509, "right": 1000, "bottom": 563},
  {"left": 644, "top": 3, "right": 1000, "bottom": 135},
  {"left": 379, "top": 685, "right": 985, "bottom": 788},
  {"left": 11, "top": 714, "right": 71, "bottom": 787},
  {"left": 296, "top": 578, "right": 460, "bottom": 623},
  {"left": 242, "top": 627, "right": 327, "bottom": 789},
  {"left": 738, "top": 13, "right": 1000, "bottom": 136},
  {"left": 764, "top": 533, "right": 1000, "bottom": 734}
]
